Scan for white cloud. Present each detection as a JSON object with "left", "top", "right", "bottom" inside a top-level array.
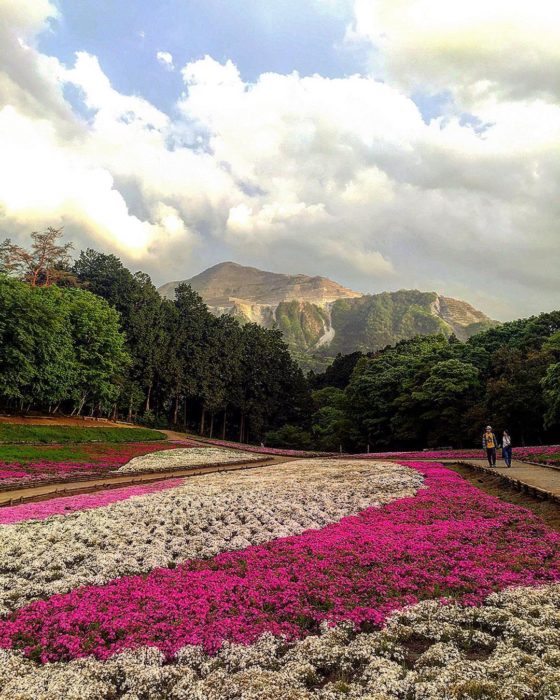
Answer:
[
  {"left": 156, "top": 50, "right": 174, "bottom": 71},
  {"left": 0, "top": 6, "right": 559, "bottom": 319},
  {"left": 323, "top": 239, "right": 394, "bottom": 276},
  {"left": 349, "top": 0, "right": 560, "bottom": 105}
]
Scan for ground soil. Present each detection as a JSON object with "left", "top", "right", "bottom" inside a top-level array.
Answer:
[{"left": 447, "top": 462, "right": 560, "bottom": 532}]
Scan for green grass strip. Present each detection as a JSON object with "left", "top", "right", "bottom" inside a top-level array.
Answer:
[
  {"left": 0, "top": 425, "right": 166, "bottom": 444},
  {"left": 0, "top": 444, "right": 93, "bottom": 464}
]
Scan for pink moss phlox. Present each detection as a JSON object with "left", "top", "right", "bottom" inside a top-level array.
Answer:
[
  {"left": 0, "top": 470, "right": 29, "bottom": 480},
  {"left": 2, "top": 461, "right": 559, "bottom": 663},
  {"left": 348, "top": 445, "right": 560, "bottom": 460},
  {"left": 0, "top": 479, "right": 184, "bottom": 525}
]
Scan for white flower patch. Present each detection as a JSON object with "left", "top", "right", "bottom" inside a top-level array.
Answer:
[
  {"left": 115, "top": 446, "right": 264, "bottom": 473},
  {"left": 2, "top": 583, "right": 560, "bottom": 699},
  {"left": 0, "top": 460, "right": 422, "bottom": 614}
]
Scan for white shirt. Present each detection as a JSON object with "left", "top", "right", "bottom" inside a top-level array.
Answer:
[{"left": 502, "top": 434, "right": 511, "bottom": 447}]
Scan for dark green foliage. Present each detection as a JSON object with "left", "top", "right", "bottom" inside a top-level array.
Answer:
[
  {"left": 543, "top": 363, "right": 560, "bottom": 430},
  {"left": 310, "top": 387, "right": 353, "bottom": 451},
  {"left": 1, "top": 242, "right": 309, "bottom": 442},
  {"left": 0, "top": 426, "right": 164, "bottom": 445},
  {"left": 340, "top": 313, "right": 560, "bottom": 449},
  {"left": 0, "top": 277, "right": 129, "bottom": 416},
  {"left": 72, "top": 251, "right": 309, "bottom": 441},
  {"left": 264, "top": 424, "right": 313, "bottom": 450},
  {"left": 309, "top": 352, "right": 364, "bottom": 389},
  {"left": 268, "top": 310, "right": 560, "bottom": 452}
]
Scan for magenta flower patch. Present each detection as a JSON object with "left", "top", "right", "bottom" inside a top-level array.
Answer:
[
  {"left": 348, "top": 445, "right": 560, "bottom": 460},
  {"left": 1, "top": 461, "right": 559, "bottom": 663}
]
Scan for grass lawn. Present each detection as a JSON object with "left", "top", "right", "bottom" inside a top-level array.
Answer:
[
  {"left": 0, "top": 424, "right": 166, "bottom": 445},
  {"left": 0, "top": 444, "right": 112, "bottom": 465}
]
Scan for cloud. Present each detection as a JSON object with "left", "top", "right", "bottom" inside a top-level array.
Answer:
[
  {"left": 0, "top": 5, "right": 559, "bottom": 319},
  {"left": 156, "top": 50, "right": 174, "bottom": 71},
  {"left": 323, "top": 240, "right": 394, "bottom": 276},
  {"left": 0, "top": 0, "right": 76, "bottom": 129},
  {"left": 349, "top": 0, "right": 560, "bottom": 106}
]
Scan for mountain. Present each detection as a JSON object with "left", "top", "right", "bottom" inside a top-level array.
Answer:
[
  {"left": 159, "top": 261, "right": 361, "bottom": 307},
  {"left": 159, "top": 262, "right": 497, "bottom": 370}
]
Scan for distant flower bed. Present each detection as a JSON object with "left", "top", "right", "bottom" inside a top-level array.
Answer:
[
  {"left": 0, "top": 442, "right": 192, "bottom": 488},
  {"left": 115, "top": 446, "right": 265, "bottom": 474},
  {"left": 347, "top": 445, "right": 560, "bottom": 461},
  {"left": 1, "top": 460, "right": 558, "bottom": 663},
  {"left": 521, "top": 449, "right": 560, "bottom": 467}
]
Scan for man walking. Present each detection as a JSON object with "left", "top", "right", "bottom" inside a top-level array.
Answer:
[{"left": 482, "top": 425, "right": 498, "bottom": 467}]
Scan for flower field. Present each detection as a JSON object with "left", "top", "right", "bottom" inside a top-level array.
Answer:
[
  {"left": 526, "top": 449, "right": 560, "bottom": 467},
  {"left": 3, "top": 583, "right": 560, "bottom": 699},
  {"left": 191, "top": 437, "right": 560, "bottom": 464},
  {"left": 0, "top": 441, "right": 258, "bottom": 488},
  {"left": 0, "top": 460, "right": 420, "bottom": 614},
  {"left": 0, "top": 456, "right": 559, "bottom": 698}
]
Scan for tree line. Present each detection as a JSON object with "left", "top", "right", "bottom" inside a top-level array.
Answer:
[
  {"left": 2, "top": 228, "right": 559, "bottom": 449},
  {"left": 267, "top": 312, "right": 560, "bottom": 450},
  {"left": 0, "top": 230, "right": 308, "bottom": 440}
]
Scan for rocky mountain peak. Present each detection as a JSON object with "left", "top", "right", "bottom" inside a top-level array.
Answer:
[{"left": 158, "top": 261, "right": 362, "bottom": 307}]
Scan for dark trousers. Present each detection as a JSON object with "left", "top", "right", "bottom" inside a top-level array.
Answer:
[
  {"left": 486, "top": 447, "right": 496, "bottom": 467},
  {"left": 502, "top": 445, "right": 512, "bottom": 467}
]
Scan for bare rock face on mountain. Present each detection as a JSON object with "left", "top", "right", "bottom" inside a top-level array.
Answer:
[
  {"left": 158, "top": 262, "right": 497, "bottom": 370},
  {"left": 159, "top": 262, "right": 361, "bottom": 307}
]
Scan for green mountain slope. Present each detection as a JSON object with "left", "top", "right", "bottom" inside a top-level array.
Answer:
[{"left": 159, "top": 264, "right": 497, "bottom": 370}]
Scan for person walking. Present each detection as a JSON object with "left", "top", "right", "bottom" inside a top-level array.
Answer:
[
  {"left": 502, "top": 429, "right": 512, "bottom": 468},
  {"left": 482, "top": 425, "right": 498, "bottom": 467}
]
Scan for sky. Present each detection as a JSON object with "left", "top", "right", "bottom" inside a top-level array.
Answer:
[{"left": 0, "top": 0, "right": 559, "bottom": 319}]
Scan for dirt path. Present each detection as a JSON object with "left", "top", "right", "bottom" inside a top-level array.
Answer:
[
  {"left": 444, "top": 458, "right": 560, "bottom": 502},
  {"left": 0, "top": 456, "right": 294, "bottom": 508},
  {"left": 162, "top": 429, "right": 206, "bottom": 443}
]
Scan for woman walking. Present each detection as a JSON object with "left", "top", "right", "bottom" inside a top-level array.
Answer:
[
  {"left": 482, "top": 425, "right": 498, "bottom": 467},
  {"left": 502, "top": 429, "right": 512, "bottom": 468}
]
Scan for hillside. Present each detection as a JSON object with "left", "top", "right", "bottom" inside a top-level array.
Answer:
[{"left": 159, "top": 262, "right": 497, "bottom": 369}]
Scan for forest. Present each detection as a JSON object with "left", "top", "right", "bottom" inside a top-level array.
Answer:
[
  {"left": 0, "top": 230, "right": 308, "bottom": 441},
  {"left": 1, "top": 228, "right": 559, "bottom": 450},
  {"left": 270, "top": 312, "right": 560, "bottom": 450}
]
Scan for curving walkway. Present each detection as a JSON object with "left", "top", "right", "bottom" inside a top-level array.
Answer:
[{"left": 447, "top": 458, "right": 560, "bottom": 502}]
